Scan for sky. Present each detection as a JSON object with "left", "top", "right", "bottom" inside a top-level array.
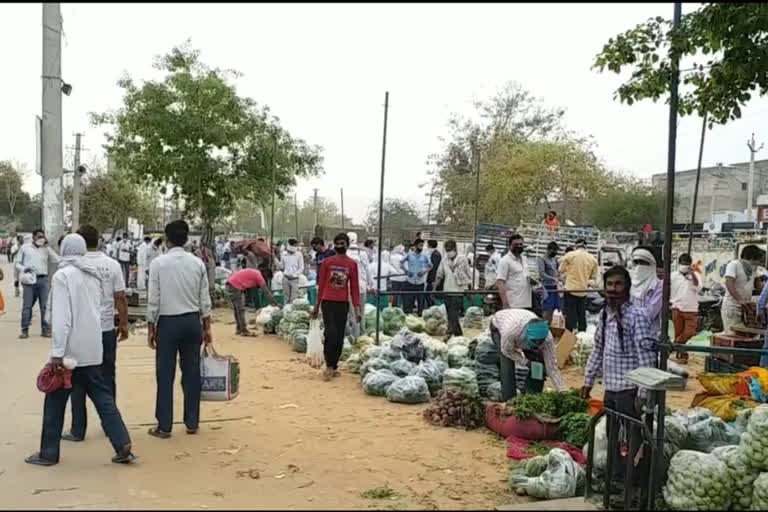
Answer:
[{"left": 2, "top": 3, "right": 768, "bottom": 225}]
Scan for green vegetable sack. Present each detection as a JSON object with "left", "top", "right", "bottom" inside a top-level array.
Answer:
[
  {"left": 405, "top": 315, "right": 426, "bottom": 332},
  {"left": 741, "top": 404, "right": 768, "bottom": 471},
  {"left": 711, "top": 445, "right": 758, "bottom": 510},
  {"left": 752, "top": 472, "right": 768, "bottom": 511},
  {"left": 663, "top": 450, "right": 732, "bottom": 510}
]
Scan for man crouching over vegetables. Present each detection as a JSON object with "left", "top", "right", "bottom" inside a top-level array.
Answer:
[
  {"left": 581, "top": 265, "right": 656, "bottom": 488},
  {"left": 489, "top": 308, "right": 566, "bottom": 400}
]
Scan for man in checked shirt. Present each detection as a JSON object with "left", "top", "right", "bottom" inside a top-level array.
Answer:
[{"left": 581, "top": 265, "right": 657, "bottom": 487}]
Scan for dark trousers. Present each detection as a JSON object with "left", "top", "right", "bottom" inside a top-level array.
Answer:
[
  {"left": 425, "top": 281, "right": 436, "bottom": 308},
  {"left": 68, "top": 330, "right": 118, "bottom": 439},
  {"left": 321, "top": 301, "right": 349, "bottom": 370},
  {"left": 155, "top": 312, "right": 202, "bottom": 432},
  {"left": 39, "top": 365, "right": 131, "bottom": 463},
  {"left": 228, "top": 284, "right": 248, "bottom": 332},
  {"left": 391, "top": 281, "right": 404, "bottom": 308},
  {"left": 120, "top": 261, "right": 130, "bottom": 287},
  {"left": 564, "top": 293, "right": 587, "bottom": 332},
  {"left": 444, "top": 295, "right": 463, "bottom": 337},
  {"left": 403, "top": 282, "right": 426, "bottom": 315},
  {"left": 604, "top": 389, "right": 648, "bottom": 488},
  {"left": 21, "top": 277, "right": 50, "bottom": 333}
]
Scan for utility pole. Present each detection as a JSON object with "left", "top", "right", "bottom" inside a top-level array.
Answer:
[
  {"left": 747, "top": 133, "right": 764, "bottom": 223},
  {"left": 374, "top": 91, "right": 390, "bottom": 345},
  {"left": 41, "top": 3, "right": 64, "bottom": 249},
  {"left": 294, "top": 192, "right": 299, "bottom": 241},
  {"left": 340, "top": 188, "right": 345, "bottom": 230},
  {"left": 71, "top": 133, "right": 82, "bottom": 231},
  {"left": 312, "top": 188, "right": 319, "bottom": 232}
]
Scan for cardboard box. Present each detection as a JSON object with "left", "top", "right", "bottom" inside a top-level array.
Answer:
[{"left": 555, "top": 329, "right": 577, "bottom": 369}]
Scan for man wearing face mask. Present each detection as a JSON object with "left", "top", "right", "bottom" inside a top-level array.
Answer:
[
  {"left": 17, "top": 229, "right": 60, "bottom": 339},
  {"left": 629, "top": 246, "right": 663, "bottom": 340},
  {"left": 312, "top": 233, "right": 361, "bottom": 381},
  {"left": 670, "top": 253, "right": 701, "bottom": 364},
  {"left": 537, "top": 241, "right": 561, "bottom": 324},
  {"left": 497, "top": 234, "right": 532, "bottom": 310},
  {"left": 402, "top": 239, "right": 432, "bottom": 315},
  {"left": 581, "top": 265, "right": 655, "bottom": 487},
  {"left": 722, "top": 245, "right": 764, "bottom": 334},
  {"left": 435, "top": 240, "right": 471, "bottom": 339},
  {"left": 558, "top": 238, "right": 597, "bottom": 332},
  {"left": 277, "top": 239, "right": 304, "bottom": 304}
]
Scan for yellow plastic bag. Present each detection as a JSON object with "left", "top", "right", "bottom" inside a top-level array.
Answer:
[
  {"left": 698, "top": 373, "right": 752, "bottom": 396},
  {"left": 741, "top": 367, "right": 768, "bottom": 394},
  {"left": 698, "top": 394, "right": 759, "bottom": 422}
]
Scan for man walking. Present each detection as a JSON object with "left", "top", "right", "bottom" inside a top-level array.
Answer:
[
  {"left": 435, "top": 240, "right": 471, "bottom": 339},
  {"left": 25, "top": 233, "right": 134, "bottom": 466},
  {"left": 116, "top": 234, "right": 131, "bottom": 286},
  {"left": 17, "top": 229, "right": 59, "bottom": 339},
  {"left": 558, "top": 238, "right": 597, "bottom": 332},
  {"left": 402, "top": 238, "right": 431, "bottom": 315},
  {"left": 136, "top": 236, "right": 152, "bottom": 291},
  {"left": 670, "top": 253, "right": 701, "bottom": 364},
  {"left": 278, "top": 238, "right": 304, "bottom": 304},
  {"left": 311, "top": 233, "right": 361, "bottom": 381},
  {"left": 147, "top": 220, "right": 212, "bottom": 439},
  {"left": 62, "top": 225, "right": 130, "bottom": 442}
]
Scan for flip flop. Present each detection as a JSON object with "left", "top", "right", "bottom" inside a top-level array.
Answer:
[
  {"left": 24, "top": 453, "right": 57, "bottom": 466},
  {"left": 147, "top": 426, "right": 171, "bottom": 439},
  {"left": 186, "top": 427, "right": 198, "bottom": 435},
  {"left": 61, "top": 432, "right": 84, "bottom": 442},
  {"left": 111, "top": 451, "right": 137, "bottom": 464}
]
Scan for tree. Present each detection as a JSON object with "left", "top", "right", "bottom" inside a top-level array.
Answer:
[
  {"left": 584, "top": 178, "right": 671, "bottom": 231},
  {"left": 593, "top": 3, "right": 768, "bottom": 124},
  {"left": 91, "top": 42, "right": 323, "bottom": 247},
  {"left": 0, "top": 160, "right": 30, "bottom": 232},
  {"left": 364, "top": 198, "right": 422, "bottom": 246},
  {"left": 18, "top": 194, "right": 42, "bottom": 232},
  {"left": 260, "top": 196, "right": 353, "bottom": 240}
]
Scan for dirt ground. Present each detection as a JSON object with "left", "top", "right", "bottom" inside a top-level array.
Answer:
[{"left": 0, "top": 258, "right": 709, "bottom": 510}]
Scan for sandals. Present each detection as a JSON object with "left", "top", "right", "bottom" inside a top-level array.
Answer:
[
  {"left": 61, "top": 432, "right": 84, "bottom": 442},
  {"left": 112, "top": 447, "right": 137, "bottom": 464},
  {"left": 24, "top": 453, "right": 57, "bottom": 466},
  {"left": 147, "top": 426, "right": 171, "bottom": 439},
  {"left": 186, "top": 427, "right": 198, "bottom": 435}
]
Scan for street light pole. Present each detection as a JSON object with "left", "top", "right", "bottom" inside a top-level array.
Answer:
[{"left": 72, "top": 133, "right": 82, "bottom": 232}]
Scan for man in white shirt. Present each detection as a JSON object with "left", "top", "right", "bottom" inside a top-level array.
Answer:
[
  {"left": 346, "top": 232, "right": 374, "bottom": 337},
  {"left": 721, "top": 244, "right": 764, "bottom": 334},
  {"left": 147, "top": 220, "right": 212, "bottom": 439},
  {"left": 496, "top": 234, "right": 533, "bottom": 310},
  {"left": 484, "top": 244, "right": 501, "bottom": 289},
  {"left": 17, "top": 228, "right": 60, "bottom": 339},
  {"left": 490, "top": 308, "right": 566, "bottom": 400},
  {"left": 389, "top": 245, "right": 407, "bottom": 308},
  {"left": 62, "top": 225, "right": 130, "bottom": 442},
  {"left": 278, "top": 238, "right": 304, "bottom": 304},
  {"left": 116, "top": 235, "right": 132, "bottom": 286},
  {"left": 670, "top": 253, "right": 701, "bottom": 364},
  {"left": 136, "top": 236, "right": 151, "bottom": 291},
  {"left": 25, "top": 233, "right": 134, "bottom": 467}
]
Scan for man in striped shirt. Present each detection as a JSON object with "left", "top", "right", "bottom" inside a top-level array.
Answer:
[{"left": 490, "top": 308, "right": 566, "bottom": 401}]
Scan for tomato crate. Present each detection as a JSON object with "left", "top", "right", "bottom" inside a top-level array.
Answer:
[{"left": 711, "top": 333, "right": 763, "bottom": 366}]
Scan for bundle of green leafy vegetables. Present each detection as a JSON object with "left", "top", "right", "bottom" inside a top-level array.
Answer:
[
  {"left": 559, "top": 412, "right": 592, "bottom": 448},
  {"left": 505, "top": 390, "right": 588, "bottom": 420}
]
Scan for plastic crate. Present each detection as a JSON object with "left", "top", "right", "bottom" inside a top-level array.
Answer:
[
  {"left": 711, "top": 333, "right": 763, "bottom": 366},
  {"left": 704, "top": 356, "right": 749, "bottom": 374}
]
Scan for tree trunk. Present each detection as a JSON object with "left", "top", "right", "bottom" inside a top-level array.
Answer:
[{"left": 201, "top": 222, "right": 216, "bottom": 293}]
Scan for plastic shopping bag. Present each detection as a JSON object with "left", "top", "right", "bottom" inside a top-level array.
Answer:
[
  {"left": 306, "top": 319, "right": 324, "bottom": 369},
  {"left": 200, "top": 345, "right": 240, "bottom": 401}
]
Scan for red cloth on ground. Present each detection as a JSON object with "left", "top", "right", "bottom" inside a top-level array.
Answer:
[
  {"left": 36, "top": 363, "right": 73, "bottom": 393},
  {"left": 506, "top": 435, "right": 587, "bottom": 465}
]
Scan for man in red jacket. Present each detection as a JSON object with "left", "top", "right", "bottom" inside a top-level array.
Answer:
[{"left": 311, "top": 233, "right": 361, "bottom": 381}]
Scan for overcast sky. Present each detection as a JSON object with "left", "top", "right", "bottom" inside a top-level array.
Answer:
[{"left": 2, "top": 3, "right": 767, "bottom": 224}]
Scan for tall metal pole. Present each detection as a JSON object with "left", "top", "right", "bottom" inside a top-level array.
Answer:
[
  {"left": 340, "top": 188, "right": 345, "bottom": 230},
  {"left": 312, "top": 188, "right": 319, "bottom": 233},
  {"left": 42, "top": 3, "right": 64, "bottom": 250},
  {"left": 294, "top": 192, "right": 299, "bottom": 241},
  {"left": 426, "top": 183, "right": 434, "bottom": 226},
  {"left": 72, "top": 133, "right": 82, "bottom": 232},
  {"left": 269, "top": 136, "right": 277, "bottom": 273},
  {"left": 653, "top": 3, "right": 682, "bottom": 507},
  {"left": 687, "top": 114, "right": 707, "bottom": 254},
  {"left": 375, "top": 92, "right": 390, "bottom": 345},
  {"left": 747, "top": 133, "right": 764, "bottom": 224},
  {"left": 471, "top": 143, "right": 481, "bottom": 288}
]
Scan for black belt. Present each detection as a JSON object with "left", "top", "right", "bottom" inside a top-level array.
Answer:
[
  {"left": 160, "top": 312, "right": 201, "bottom": 319},
  {"left": 36, "top": 274, "right": 47, "bottom": 279}
]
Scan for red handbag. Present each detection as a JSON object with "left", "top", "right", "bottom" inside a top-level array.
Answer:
[{"left": 36, "top": 363, "right": 73, "bottom": 393}]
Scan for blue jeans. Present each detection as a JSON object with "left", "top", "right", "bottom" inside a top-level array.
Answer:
[
  {"left": 155, "top": 313, "right": 202, "bottom": 432},
  {"left": 68, "top": 330, "right": 118, "bottom": 439},
  {"left": 39, "top": 365, "right": 131, "bottom": 463},
  {"left": 21, "top": 276, "right": 49, "bottom": 333}
]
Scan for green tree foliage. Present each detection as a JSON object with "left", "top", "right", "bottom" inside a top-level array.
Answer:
[
  {"left": 584, "top": 178, "right": 669, "bottom": 231},
  {"left": 593, "top": 3, "right": 768, "bottom": 124},
  {"left": 364, "top": 198, "right": 422, "bottom": 245},
  {"left": 91, "top": 42, "right": 323, "bottom": 244},
  {"left": 433, "top": 82, "right": 612, "bottom": 228},
  {"left": 0, "top": 160, "right": 34, "bottom": 232}
]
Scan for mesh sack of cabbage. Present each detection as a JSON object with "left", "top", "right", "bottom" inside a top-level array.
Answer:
[
  {"left": 740, "top": 404, "right": 768, "bottom": 471},
  {"left": 686, "top": 414, "right": 740, "bottom": 453},
  {"left": 292, "top": 329, "right": 309, "bottom": 353},
  {"left": 380, "top": 307, "right": 406, "bottom": 335},
  {"left": 475, "top": 363, "right": 500, "bottom": 398},
  {"left": 405, "top": 315, "right": 426, "bottom": 333},
  {"left": 362, "top": 369, "right": 399, "bottom": 397},
  {"left": 386, "top": 375, "right": 431, "bottom": 404},
  {"left": 291, "top": 297, "right": 312, "bottom": 312},
  {"left": 422, "top": 336, "right": 450, "bottom": 362},
  {"left": 263, "top": 307, "right": 284, "bottom": 334},
  {"left": 448, "top": 344, "right": 470, "bottom": 368},
  {"left": 463, "top": 306, "right": 484, "bottom": 330},
  {"left": 422, "top": 305, "right": 447, "bottom": 336},
  {"left": 662, "top": 450, "right": 733, "bottom": 510},
  {"left": 442, "top": 367, "right": 479, "bottom": 396},
  {"left": 752, "top": 473, "right": 768, "bottom": 511},
  {"left": 345, "top": 353, "right": 363, "bottom": 374},
  {"left": 391, "top": 328, "right": 427, "bottom": 363},
  {"left": 711, "top": 445, "right": 759, "bottom": 510},
  {"left": 508, "top": 448, "right": 585, "bottom": 499},
  {"left": 473, "top": 334, "right": 499, "bottom": 366},
  {"left": 568, "top": 332, "right": 594, "bottom": 371},
  {"left": 278, "top": 309, "right": 310, "bottom": 341},
  {"left": 389, "top": 357, "right": 417, "bottom": 377},
  {"left": 256, "top": 306, "right": 279, "bottom": 326},
  {"left": 359, "top": 357, "right": 391, "bottom": 378},
  {"left": 408, "top": 359, "right": 445, "bottom": 395}
]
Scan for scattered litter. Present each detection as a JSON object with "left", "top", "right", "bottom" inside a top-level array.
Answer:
[
  {"left": 275, "top": 474, "right": 286, "bottom": 479},
  {"left": 218, "top": 446, "right": 241, "bottom": 456},
  {"left": 32, "top": 487, "right": 79, "bottom": 495},
  {"left": 262, "top": 385, "right": 274, "bottom": 390},
  {"left": 210, "top": 425, "right": 222, "bottom": 431},
  {"left": 279, "top": 403, "right": 299, "bottom": 409},
  {"left": 287, "top": 464, "right": 301, "bottom": 473},
  {"left": 211, "top": 491, "right": 224, "bottom": 497},
  {"left": 235, "top": 469, "right": 260, "bottom": 479},
  {"left": 298, "top": 480, "right": 315, "bottom": 489},
  {"left": 174, "top": 451, "right": 191, "bottom": 460}
]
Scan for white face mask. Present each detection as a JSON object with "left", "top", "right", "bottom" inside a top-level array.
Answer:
[
  {"left": 35, "top": 238, "right": 45, "bottom": 247},
  {"left": 287, "top": 246, "right": 297, "bottom": 253},
  {"left": 679, "top": 265, "right": 690, "bottom": 274},
  {"left": 447, "top": 250, "right": 457, "bottom": 259}
]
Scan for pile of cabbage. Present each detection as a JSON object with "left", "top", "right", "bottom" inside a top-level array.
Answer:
[
  {"left": 462, "top": 306, "right": 484, "bottom": 330},
  {"left": 663, "top": 450, "right": 732, "bottom": 510},
  {"left": 380, "top": 307, "right": 406, "bottom": 335},
  {"left": 741, "top": 404, "right": 768, "bottom": 470},
  {"left": 509, "top": 448, "right": 585, "bottom": 499},
  {"left": 422, "top": 305, "right": 447, "bottom": 336},
  {"left": 277, "top": 306, "right": 310, "bottom": 343},
  {"left": 711, "top": 445, "right": 759, "bottom": 510}
]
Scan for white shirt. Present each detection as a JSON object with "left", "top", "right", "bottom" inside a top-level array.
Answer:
[
  {"left": 16, "top": 243, "right": 59, "bottom": 276},
  {"left": 86, "top": 251, "right": 126, "bottom": 331},
  {"left": 390, "top": 253, "right": 407, "bottom": 282},
  {"left": 670, "top": 271, "right": 702, "bottom": 313},
  {"left": 491, "top": 308, "right": 565, "bottom": 391},
  {"left": 145, "top": 244, "right": 161, "bottom": 268},
  {"left": 137, "top": 242, "right": 149, "bottom": 268},
  {"left": 50, "top": 265, "right": 103, "bottom": 367},
  {"left": 723, "top": 260, "right": 753, "bottom": 311},
  {"left": 497, "top": 253, "right": 532, "bottom": 308},
  {"left": 485, "top": 251, "right": 501, "bottom": 285},
  {"left": 349, "top": 248, "right": 373, "bottom": 292},
  {"left": 117, "top": 240, "right": 132, "bottom": 262},
  {"left": 369, "top": 261, "right": 397, "bottom": 292},
  {"left": 281, "top": 251, "right": 305, "bottom": 279},
  {"left": 147, "top": 247, "right": 212, "bottom": 324}
]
